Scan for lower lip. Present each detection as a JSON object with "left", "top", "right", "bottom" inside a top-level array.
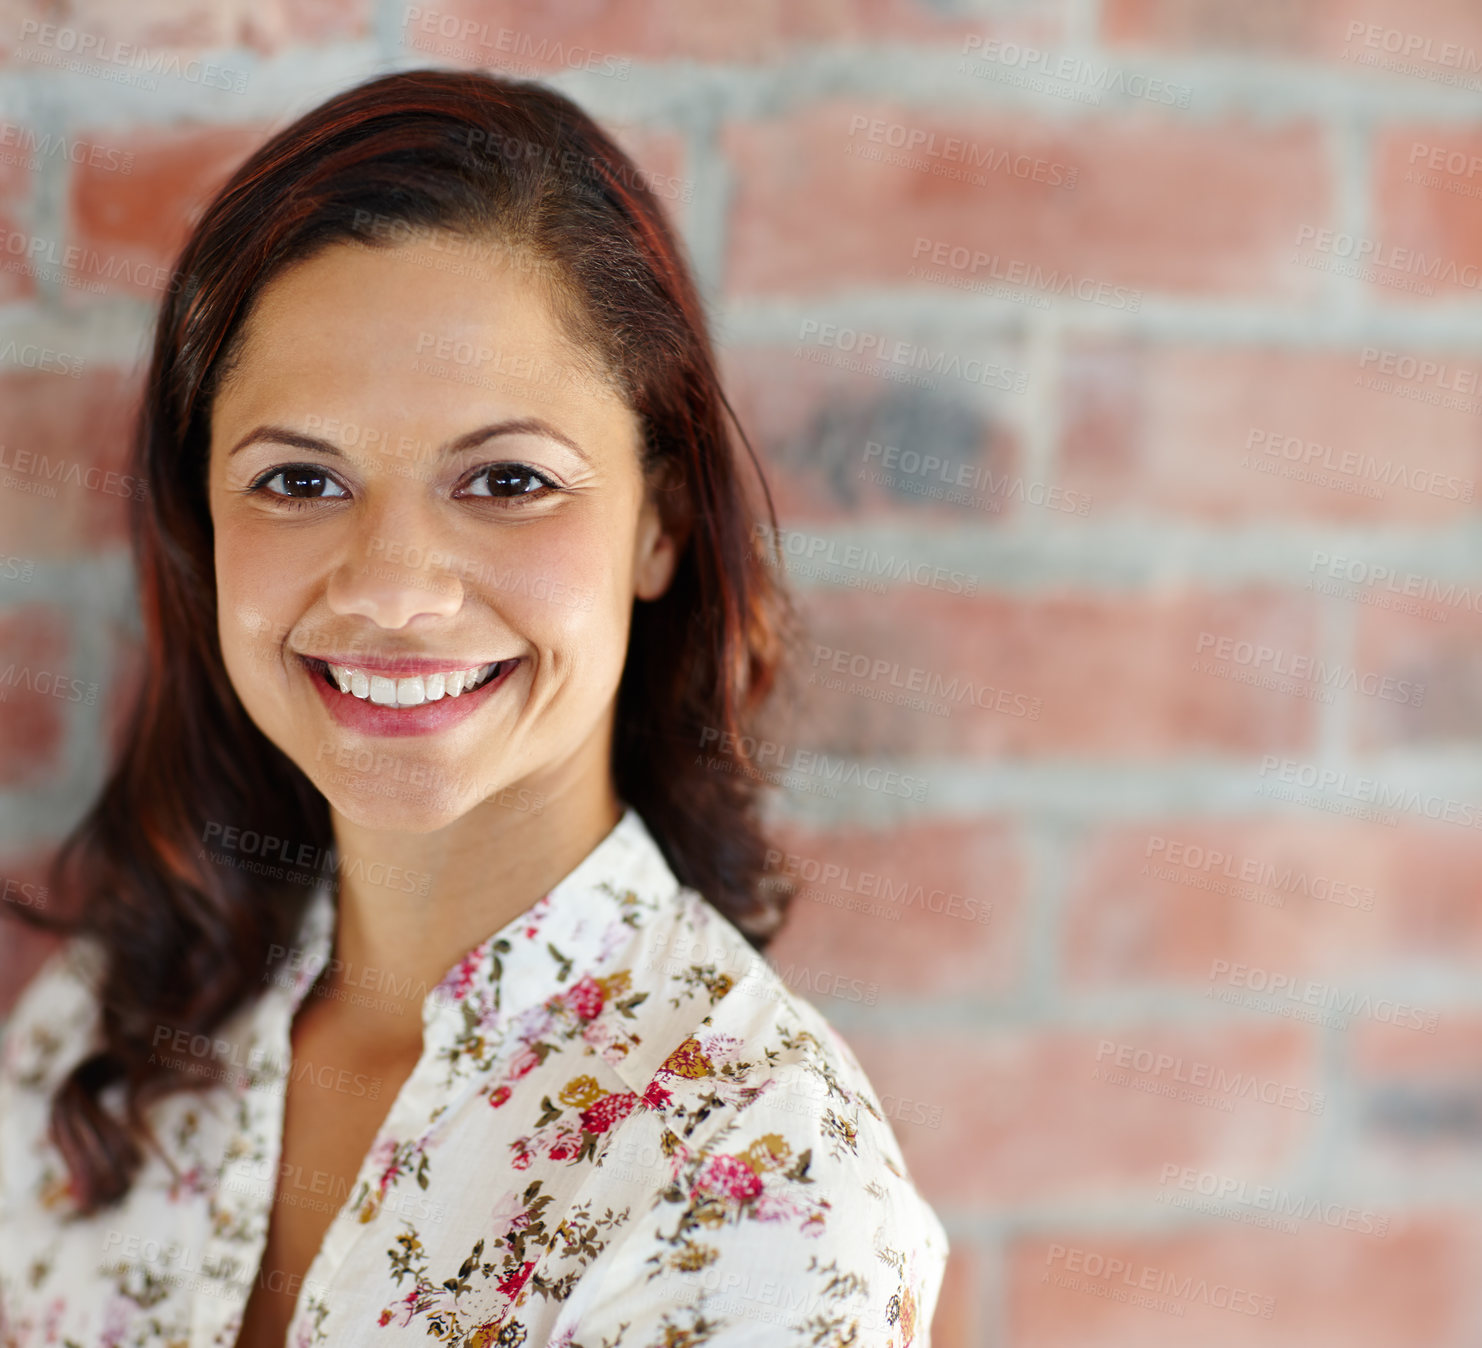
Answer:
[{"left": 302, "top": 657, "right": 520, "bottom": 738}]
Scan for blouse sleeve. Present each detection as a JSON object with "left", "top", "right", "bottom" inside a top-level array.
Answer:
[{"left": 545, "top": 1074, "right": 948, "bottom": 1348}]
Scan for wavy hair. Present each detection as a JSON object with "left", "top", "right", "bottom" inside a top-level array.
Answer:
[{"left": 6, "top": 66, "right": 801, "bottom": 1214}]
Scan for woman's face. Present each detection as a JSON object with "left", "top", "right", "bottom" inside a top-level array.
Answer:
[{"left": 206, "top": 233, "right": 680, "bottom": 832}]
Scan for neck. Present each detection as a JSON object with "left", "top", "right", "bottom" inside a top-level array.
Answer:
[{"left": 311, "top": 760, "right": 624, "bottom": 1058}]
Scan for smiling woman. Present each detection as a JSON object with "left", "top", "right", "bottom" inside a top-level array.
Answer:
[{"left": 0, "top": 68, "right": 949, "bottom": 1347}]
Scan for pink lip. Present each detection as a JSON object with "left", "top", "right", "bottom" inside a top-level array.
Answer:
[
  {"left": 298, "top": 653, "right": 506, "bottom": 678},
  {"left": 301, "top": 654, "right": 520, "bottom": 738}
]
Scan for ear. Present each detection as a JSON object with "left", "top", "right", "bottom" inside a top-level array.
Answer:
[{"left": 633, "top": 459, "right": 690, "bottom": 602}]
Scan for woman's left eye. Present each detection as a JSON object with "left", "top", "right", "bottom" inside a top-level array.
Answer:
[{"left": 457, "top": 463, "right": 560, "bottom": 503}]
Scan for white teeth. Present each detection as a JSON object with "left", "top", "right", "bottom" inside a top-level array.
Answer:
[{"left": 321, "top": 661, "right": 501, "bottom": 708}]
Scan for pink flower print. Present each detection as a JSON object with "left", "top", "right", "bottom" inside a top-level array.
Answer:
[
  {"left": 578, "top": 1090, "right": 638, "bottom": 1135},
  {"left": 545, "top": 1125, "right": 583, "bottom": 1161},
  {"left": 488, "top": 1084, "right": 511, "bottom": 1108},
  {"left": 694, "top": 1153, "right": 764, "bottom": 1205},
  {"left": 497, "top": 1257, "right": 536, "bottom": 1299},
  {"left": 565, "top": 974, "right": 605, "bottom": 1021},
  {"left": 506, "top": 1044, "right": 542, "bottom": 1081},
  {"left": 641, "top": 1078, "right": 672, "bottom": 1110},
  {"left": 442, "top": 948, "right": 482, "bottom": 1003}
]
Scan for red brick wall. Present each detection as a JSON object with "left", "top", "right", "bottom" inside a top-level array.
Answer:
[{"left": 5, "top": 2, "right": 1482, "bottom": 1343}]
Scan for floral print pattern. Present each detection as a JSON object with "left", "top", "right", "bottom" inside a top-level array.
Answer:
[{"left": 0, "top": 806, "right": 947, "bottom": 1345}]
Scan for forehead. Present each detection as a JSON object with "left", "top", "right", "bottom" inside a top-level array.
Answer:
[{"left": 210, "top": 235, "right": 627, "bottom": 444}]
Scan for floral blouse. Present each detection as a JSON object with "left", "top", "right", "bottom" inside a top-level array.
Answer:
[{"left": 0, "top": 805, "right": 948, "bottom": 1346}]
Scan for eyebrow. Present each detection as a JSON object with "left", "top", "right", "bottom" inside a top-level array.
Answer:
[{"left": 226, "top": 417, "right": 591, "bottom": 465}]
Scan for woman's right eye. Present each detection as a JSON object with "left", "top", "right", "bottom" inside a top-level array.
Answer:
[{"left": 248, "top": 466, "right": 350, "bottom": 505}]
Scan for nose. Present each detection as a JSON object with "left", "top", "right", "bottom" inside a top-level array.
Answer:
[{"left": 324, "top": 488, "right": 463, "bottom": 628}]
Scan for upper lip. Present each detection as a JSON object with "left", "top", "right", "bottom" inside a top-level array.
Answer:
[{"left": 297, "top": 653, "right": 516, "bottom": 678}]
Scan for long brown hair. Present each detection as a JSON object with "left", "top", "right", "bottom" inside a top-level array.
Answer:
[{"left": 6, "top": 67, "right": 800, "bottom": 1215}]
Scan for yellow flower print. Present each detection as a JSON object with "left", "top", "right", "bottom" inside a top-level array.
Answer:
[
  {"left": 558, "top": 1074, "right": 605, "bottom": 1109},
  {"left": 739, "top": 1133, "right": 790, "bottom": 1173},
  {"left": 598, "top": 970, "right": 632, "bottom": 1001},
  {"left": 661, "top": 1036, "right": 714, "bottom": 1079}
]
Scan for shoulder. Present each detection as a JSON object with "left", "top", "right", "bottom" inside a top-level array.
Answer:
[{"left": 565, "top": 882, "right": 947, "bottom": 1344}]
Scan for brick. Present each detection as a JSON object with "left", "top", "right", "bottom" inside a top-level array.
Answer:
[
  {"left": 723, "top": 103, "right": 1329, "bottom": 297},
  {"left": 0, "top": 140, "right": 34, "bottom": 303},
  {"left": 0, "top": 367, "right": 145, "bottom": 553},
  {"left": 1107, "top": 0, "right": 1482, "bottom": 72},
  {"left": 398, "top": 0, "right": 1067, "bottom": 68},
  {"left": 1351, "top": 605, "right": 1482, "bottom": 750},
  {"left": 769, "top": 586, "right": 1319, "bottom": 758},
  {"left": 761, "top": 817, "right": 1020, "bottom": 999},
  {"left": 721, "top": 344, "right": 1024, "bottom": 527},
  {"left": 1063, "top": 818, "right": 1394, "bottom": 988},
  {"left": 1104, "top": 0, "right": 1324, "bottom": 54},
  {"left": 1373, "top": 126, "right": 1482, "bottom": 303},
  {"left": 0, "top": 608, "right": 73, "bottom": 786},
  {"left": 68, "top": 123, "right": 267, "bottom": 299},
  {"left": 1008, "top": 1219, "right": 1479, "bottom": 1347},
  {"left": 2, "top": 0, "right": 368, "bottom": 62},
  {"left": 846, "top": 1024, "right": 1318, "bottom": 1207},
  {"left": 1060, "top": 339, "right": 1482, "bottom": 524}
]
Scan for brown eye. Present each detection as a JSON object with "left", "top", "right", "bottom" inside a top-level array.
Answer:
[
  {"left": 251, "top": 466, "right": 349, "bottom": 501},
  {"left": 460, "top": 463, "right": 559, "bottom": 503}
]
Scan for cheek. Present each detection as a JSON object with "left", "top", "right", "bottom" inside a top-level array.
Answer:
[
  {"left": 213, "top": 520, "right": 306, "bottom": 678},
  {"left": 495, "top": 512, "right": 634, "bottom": 672}
]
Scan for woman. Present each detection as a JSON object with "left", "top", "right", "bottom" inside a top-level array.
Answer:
[{"left": 0, "top": 68, "right": 948, "bottom": 1346}]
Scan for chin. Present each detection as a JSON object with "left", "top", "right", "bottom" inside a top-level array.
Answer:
[{"left": 313, "top": 774, "right": 478, "bottom": 834}]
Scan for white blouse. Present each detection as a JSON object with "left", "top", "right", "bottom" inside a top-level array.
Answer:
[{"left": 0, "top": 804, "right": 948, "bottom": 1346}]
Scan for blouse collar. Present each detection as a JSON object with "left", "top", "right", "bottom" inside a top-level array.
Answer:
[{"left": 270, "top": 802, "right": 676, "bottom": 1047}]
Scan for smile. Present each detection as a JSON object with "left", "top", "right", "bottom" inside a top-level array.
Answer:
[
  {"left": 298, "top": 655, "right": 521, "bottom": 737},
  {"left": 315, "top": 659, "right": 510, "bottom": 708}
]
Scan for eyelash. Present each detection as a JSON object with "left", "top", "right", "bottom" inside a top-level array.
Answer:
[{"left": 242, "top": 462, "right": 562, "bottom": 511}]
